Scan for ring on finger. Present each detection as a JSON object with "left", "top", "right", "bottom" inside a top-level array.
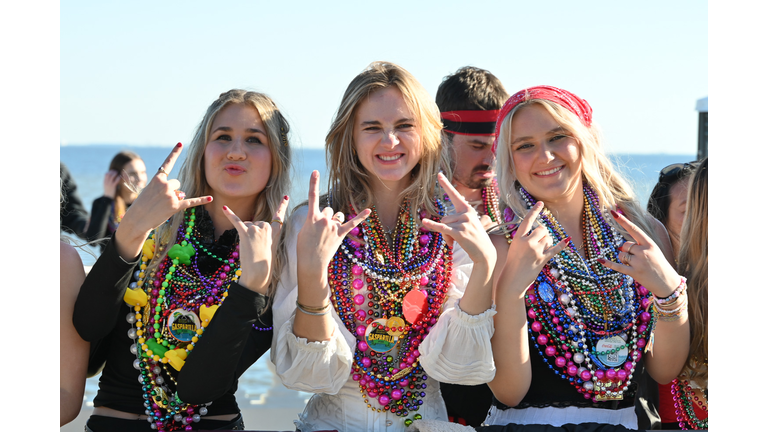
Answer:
[
  {"left": 174, "top": 190, "right": 186, "bottom": 200},
  {"left": 158, "top": 167, "right": 168, "bottom": 176},
  {"left": 332, "top": 212, "right": 345, "bottom": 223},
  {"left": 271, "top": 218, "right": 284, "bottom": 227},
  {"left": 626, "top": 243, "right": 635, "bottom": 254},
  {"left": 621, "top": 251, "right": 632, "bottom": 265}
]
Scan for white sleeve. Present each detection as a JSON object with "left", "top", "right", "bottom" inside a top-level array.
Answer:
[
  {"left": 270, "top": 206, "right": 356, "bottom": 394},
  {"left": 418, "top": 241, "right": 496, "bottom": 385}
]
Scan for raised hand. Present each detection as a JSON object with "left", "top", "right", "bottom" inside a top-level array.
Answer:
[
  {"left": 297, "top": 171, "right": 371, "bottom": 274},
  {"left": 115, "top": 143, "right": 212, "bottom": 260},
  {"left": 421, "top": 172, "right": 496, "bottom": 266},
  {"left": 222, "top": 196, "right": 290, "bottom": 294},
  {"left": 597, "top": 210, "right": 681, "bottom": 297},
  {"left": 103, "top": 170, "right": 121, "bottom": 199},
  {"left": 502, "top": 201, "right": 569, "bottom": 294}
]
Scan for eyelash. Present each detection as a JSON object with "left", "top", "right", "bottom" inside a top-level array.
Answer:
[{"left": 215, "top": 134, "right": 263, "bottom": 144}]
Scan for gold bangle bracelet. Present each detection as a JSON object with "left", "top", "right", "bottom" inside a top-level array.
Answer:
[{"left": 295, "top": 300, "right": 331, "bottom": 313}]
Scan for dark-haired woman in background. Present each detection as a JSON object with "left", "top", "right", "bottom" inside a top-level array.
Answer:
[{"left": 646, "top": 161, "right": 700, "bottom": 260}]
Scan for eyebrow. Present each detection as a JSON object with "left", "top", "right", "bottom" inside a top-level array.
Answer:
[
  {"left": 211, "top": 126, "right": 267, "bottom": 135},
  {"left": 510, "top": 126, "right": 568, "bottom": 145},
  {"left": 360, "top": 118, "right": 416, "bottom": 126}
]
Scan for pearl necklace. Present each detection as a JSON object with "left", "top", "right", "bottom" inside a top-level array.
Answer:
[{"left": 518, "top": 185, "right": 655, "bottom": 403}]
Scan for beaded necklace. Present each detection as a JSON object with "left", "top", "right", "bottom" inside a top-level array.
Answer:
[
  {"left": 480, "top": 179, "right": 514, "bottom": 244},
  {"left": 519, "top": 185, "right": 655, "bottom": 403},
  {"left": 123, "top": 208, "right": 241, "bottom": 432},
  {"left": 328, "top": 198, "right": 452, "bottom": 427},
  {"left": 670, "top": 367, "right": 708, "bottom": 429}
]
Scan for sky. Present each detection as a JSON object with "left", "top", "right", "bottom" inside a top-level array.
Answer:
[
  {"left": 3, "top": 1, "right": 768, "bottom": 429},
  {"left": 60, "top": 1, "right": 707, "bottom": 155}
]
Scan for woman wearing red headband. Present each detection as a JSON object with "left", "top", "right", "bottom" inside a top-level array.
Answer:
[{"left": 481, "top": 86, "right": 690, "bottom": 430}]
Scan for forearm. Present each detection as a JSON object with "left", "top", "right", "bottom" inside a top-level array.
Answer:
[
  {"left": 293, "top": 263, "right": 335, "bottom": 341},
  {"left": 645, "top": 309, "right": 690, "bottom": 384},
  {"left": 487, "top": 269, "right": 532, "bottom": 407},
  {"left": 458, "top": 260, "right": 494, "bottom": 315}
]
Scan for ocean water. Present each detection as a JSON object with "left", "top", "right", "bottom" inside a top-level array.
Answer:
[{"left": 59, "top": 145, "right": 696, "bottom": 408}]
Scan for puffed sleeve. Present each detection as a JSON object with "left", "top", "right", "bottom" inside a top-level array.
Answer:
[
  {"left": 73, "top": 233, "right": 140, "bottom": 341},
  {"left": 270, "top": 206, "right": 356, "bottom": 394},
  {"left": 418, "top": 242, "right": 496, "bottom": 385}
]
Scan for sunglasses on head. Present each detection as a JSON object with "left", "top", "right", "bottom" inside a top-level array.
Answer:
[{"left": 658, "top": 161, "right": 698, "bottom": 183}]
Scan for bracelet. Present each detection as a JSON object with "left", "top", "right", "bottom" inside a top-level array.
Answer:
[
  {"left": 296, "top": 300, "right": 331, "bottom": 316},
  {"left": 654, "top": 277, "right": 687, "bottom": 305},
  {"left": 653, "top": 294, "right": 688, "bottom": 322}
]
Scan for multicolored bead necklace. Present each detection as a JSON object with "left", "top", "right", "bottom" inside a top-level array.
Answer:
[
  {"left": 519, "top": 185, "right": 655, "bottom": 403},
  {"left": 328, "top": 198, "right": 452, "bottom": 427},
  {"left": 670, "top": 376, "right": 708, "bottom": 429},
  {"left": 123, "top": 208, "right": 241, "bottom": 431}
]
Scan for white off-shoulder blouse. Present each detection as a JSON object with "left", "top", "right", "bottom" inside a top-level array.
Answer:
[{"left": 271, "top": 206, "right": 496, "bottom": 432}]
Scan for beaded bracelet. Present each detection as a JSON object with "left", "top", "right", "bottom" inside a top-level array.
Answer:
[
  {"left": 654, "top": 277, "right": 687, "bottom": 305},
  {"left": 653, "top": 294, "right": 688, "bottom": 322},
  {"left": 296, "top": 300, "right": 332, "bottom": 316}
]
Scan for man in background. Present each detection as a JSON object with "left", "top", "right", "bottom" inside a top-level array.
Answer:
[
  {"left": 435, "top": 66, "right": 509, "bottom": 427},
  {"left": 437, "top": 66, "right": 509, "bottom": 229}
]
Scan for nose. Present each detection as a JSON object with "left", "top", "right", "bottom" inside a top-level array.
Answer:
[
  {"left": 381, "top": 130, "right": 399, "bottom": 148},
  {"left": 227, "top": 138, "right": 247, "bottom": 160},
  {"left": 539, "top": 143, "right": 555, "bottom": 163}
]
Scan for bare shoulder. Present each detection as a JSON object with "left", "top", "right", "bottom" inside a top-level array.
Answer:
[
  {"left": 60, "top": 241, "right": 84, "bottom": 267},
  {"left": 60, "top": 242, "right": 86, "bottom": 292}
]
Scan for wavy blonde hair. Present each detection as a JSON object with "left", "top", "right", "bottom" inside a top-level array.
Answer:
[
  {"left": 495, "top": 99, "right": 662, "bottom": 246},
  {"left": 149, "top": 89, "right": 292, "bottom": 301},
  {"left": 677, "top": 158, "right": 708, "bottom": 385},
  {"left": 324, "top": 61, "right": 448, "bottom": 217}
]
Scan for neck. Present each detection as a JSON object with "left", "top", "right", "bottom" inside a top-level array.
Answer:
[
  {"left": 371, "top": 180, "right": 409, "bottom": 231},
  {"left": 204, "top": 195, "right": 258, "bottom": 239},
  {"left": 454, "top": 181, "right": 483, "bottom": 206},
  {"left": 541, "top": 185, "right": 585, "bottom": 246}
]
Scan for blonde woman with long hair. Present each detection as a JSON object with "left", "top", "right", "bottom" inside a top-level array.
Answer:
[
  {"left": 659, "top": 158, "right": 707, "bottom": 430},
  {"left": 72, "top": 89, "right": 292, "bottom": 431},
  {"left": 271, "top": 62, "right": 498, "bottom": 431},
  {"left": 481, "top": 86, "right": 690, "bottom": 431}
]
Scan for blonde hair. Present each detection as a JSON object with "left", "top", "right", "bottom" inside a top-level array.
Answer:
[
  {"left": 677, "top": 158, "right": 708, "bottom": 385},
  {"left": 324, "top": 61, "right": 448, "bottom": 217},
  {"left": 495, "top": 99, "right": 662, "bottom": 245},
  {"left": 149, "top": 89, "right": 292, "bottom": 301}
]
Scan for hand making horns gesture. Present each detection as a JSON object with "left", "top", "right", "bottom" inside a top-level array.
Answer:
[
  {"left": 598, "top": 210, "right": 682, "bottom": 297},
  {"left": 296, "top": 170, "right": 371, "bottom": 277},
  {"left": 421, "top": 172, "right": 496, "bottom": 266},
  {"left": 221, "top": 196, "right": 290, "bottom": 295},
  {"left": 116, "top": 143, "right": 212, "bottom": 259},
  {"left": 502, "top": 201, "right": 570, "bottom": 295}
]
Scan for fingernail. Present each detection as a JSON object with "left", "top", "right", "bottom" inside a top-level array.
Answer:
[
  {"left": 176, "top": 142, "right": 182, "bottom": 147},
  {"left": 207, "top": 197, "right": 213, "bottom": 202},
  {"left": 283, "top": 195, "right": 289, "bottom": 200},
  {"left": 564, "top": 236, "right": 571, "bottom": 242},
  {"left": 610, "top": 210, "right": 619, "bottom": 219},
  {"left": 223, "top": 205, "right": 228, "bottom": 211},
  {"left": 597, "top": 258, "right": 606, "bottom": 264}
]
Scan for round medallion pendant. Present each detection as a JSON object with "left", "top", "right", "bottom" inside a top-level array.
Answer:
[
  {"left": 365, "top": 319, "right": 398, "bottom": 353},
  {"left": 596, "top": 335, "right": 629, "bottom": 367},
  {"left": 166, "top": 308, "right": 201, "bottom": 342}
]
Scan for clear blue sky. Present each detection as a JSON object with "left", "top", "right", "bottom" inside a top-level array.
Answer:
[{"left": 60, "top": 1, "right": 707, "bottom": 155}]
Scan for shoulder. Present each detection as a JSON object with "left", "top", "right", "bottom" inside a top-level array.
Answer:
[{"left": 60, "top": 241, "right": 84, "bottom": 267}]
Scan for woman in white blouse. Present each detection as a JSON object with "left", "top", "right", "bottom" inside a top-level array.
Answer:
[{"left": 271, "top": 61, "right": 498, "bottom": 432}]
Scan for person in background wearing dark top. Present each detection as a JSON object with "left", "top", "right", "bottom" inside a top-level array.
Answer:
[
  {"left": 646, "top": 161, "right": 701, "bottom": 260},
  {"left": 435, "top": 66, "right": 509, "bottom": 427},
  {"left": 658, "top": 158, "right": 708, "bottom": 430},
  {"left": 86, "top": 151, "right": 148, "bottom": 250},
  {"left": 61, "top": 162, "right": 90, "bottom": 238},
  {"left": 481, "top": 86, "right": 690, "bottom": 431},
  {"left": 72, "top": 89, "right": 292, "bottom": 432}
]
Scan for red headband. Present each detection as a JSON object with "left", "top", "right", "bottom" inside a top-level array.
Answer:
[
  {"left": 492, "top": 85, "right": 592, "bottom": 153},
  {"left": 440, "top": 109, "right": 500, "bottom": 136}
]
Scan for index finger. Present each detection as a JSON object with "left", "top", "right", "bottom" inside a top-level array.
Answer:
[
  {"left": 610, "top": 210, "right": 652, "bottom": 246},
  {"left": 307, "top": 170, "right": 320, "bottom": 218},
  {"left": 437, "top": 172, "right": 472, "bottom": 213},
  {"left": 516, "top": 201, "right": 544, "bottom": 238},
  {"left": 157, "top": 142, "right": 183, "bottom": 178},
  {"left": 271, "top": 195, "right": 290, "bottom": 238},
  {"left": 339, "top": 208, "right": 372, "bottom": 237}
]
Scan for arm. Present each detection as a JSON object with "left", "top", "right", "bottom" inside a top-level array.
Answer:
[
  {"left": 84, "top": 196, "right": 114, "bottom": 242},
  {"left": 60, "top": 242, "right": 89, "bottom": 426},
  {"left": 176, "top": 283, "right": 272, "bottom": 404}
]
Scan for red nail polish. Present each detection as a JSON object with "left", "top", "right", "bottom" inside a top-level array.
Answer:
[
  {"left": 176, "top": 142, "right": 182, "bottom": 147},
  {"left": 284, "top": 195, "right": 289, "bottom": 200},
  {"left": 223, "top": 206, "right": 228, "bottom": 211},
  {"left": 610, "top": 210, "right": 619, "bottom": 219},
  {"left": 207, "top": 197, "right": 213, "bottom": 202},
  {"left": 597, "top": 258, "right": 606, "bottom": 264},
  {"left": 564, "top": 236, "right": 571, "bottom": 242}
]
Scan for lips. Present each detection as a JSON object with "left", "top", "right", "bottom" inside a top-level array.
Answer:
[
  {"left": 534, "top": 165, "right": 564, "bottom": 176},
  {"left": 224, "top": 165, "right": 246, "bottom": 175},
  {"left": 376, "top": 154, "right": 404, "bottom": 162}
]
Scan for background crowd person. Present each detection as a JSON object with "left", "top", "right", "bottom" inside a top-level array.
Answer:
[
  {"left": 71, "top": 89, "right": 292, "bottom": 432},
  {"left": 271, "top": 61, "right": 498, "bottom": 432},
  {"left": 84, "top": 151, "right": 148, "bottom": 250},
  {"left": 646, "top": 161, "right": 700, "bottom": 261},
  {"left": 658, "top": 158, "right": 708, "bottom": 430},
  {"left": 61, "top": 162, "right": 90, "bottom": 238},
  {"left": 481, "top": 86, "right": 689, "bottom": 431},
  {"left": 435, "top": 65, "right": 509, "bottom": 427}
]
